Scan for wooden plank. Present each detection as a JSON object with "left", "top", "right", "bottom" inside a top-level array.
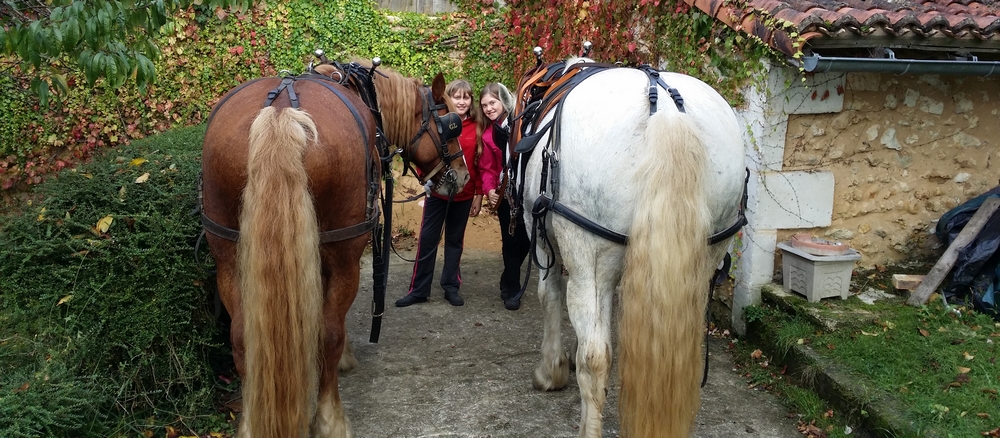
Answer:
[
  {"left": 892, "top": 274, "right": 925, "bottom": 290},
  {"left": 907, "top": 197, "right": 1000, "bottom": 306}
]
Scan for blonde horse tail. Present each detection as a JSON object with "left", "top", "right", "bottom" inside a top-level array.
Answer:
[
  {"left": 619, "top": 110, "right": 711, "bottom": 437},
  {"left": 238, "top": 106, "right": 322, "bottom": 438}
]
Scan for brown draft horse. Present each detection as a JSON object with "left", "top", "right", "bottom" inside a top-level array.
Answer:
[{"left": 200, "top": 63, "right": 469, "bottom": 437}]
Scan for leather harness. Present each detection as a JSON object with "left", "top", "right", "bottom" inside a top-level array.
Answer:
[
  {"left": 510, "top": 61, "right": 747, "bottom": 254},
  {"left": 199, "top": 74, "right": 382, "bottom": 245},
  {"left": 196, "top": 61, "right": 461, "bottom": 343}
]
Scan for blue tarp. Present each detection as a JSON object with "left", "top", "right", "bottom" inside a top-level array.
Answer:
[{"left": 935, "top": 185, "right": 1000, "bottom": 320}]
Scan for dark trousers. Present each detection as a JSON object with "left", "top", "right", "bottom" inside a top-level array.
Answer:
[
  {"left": 497, "top": 197, "right": 531, "bottom": 300},
  {"left": 406, "top": 196, "right": 473, "bottom": 298}
]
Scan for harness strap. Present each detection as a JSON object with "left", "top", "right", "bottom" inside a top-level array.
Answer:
[
  {"left": 200, "top": 211, "right": 378, "bottom": 244},
  {"left": 201, "top": 75, "right": 380, "bottom": 245},
  {"left": 703, "top": 252, "right": 733, "bottom": 387},
  {"left": 638, "top": 65, "right": 685, "bottom": 114},
  {"left": 707, "top": 168, "right": 750, "bottom": 245},
  {"left": 532, "top": 196, "right": 627, "bottom": 245},
  {"left": 264, "top": 77, "right": 299, "bottom": 108}
]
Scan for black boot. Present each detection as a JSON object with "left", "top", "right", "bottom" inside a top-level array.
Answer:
[
  {"left": 504, "top": 297, "right": 520, "bottom": 311},
  {"left": 395, "top": 294, "right": 428, "bottom": 307},
  {"left": 444, "top": 291, "right": 464, "bottom": 306}
]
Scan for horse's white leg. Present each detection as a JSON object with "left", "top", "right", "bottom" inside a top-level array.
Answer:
[
  {"left": 314, "top": 390, "right": 352, "bottom": 438},
  {"left": 532, "top": 250, "right": 570, "bottom": 391},
  {"left": 565, "top": 247, "right": 618, "bottom": 438}
]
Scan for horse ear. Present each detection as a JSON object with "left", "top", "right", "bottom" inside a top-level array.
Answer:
[{"left": 431, "top": 73, "right": 447, "bottom": 104}]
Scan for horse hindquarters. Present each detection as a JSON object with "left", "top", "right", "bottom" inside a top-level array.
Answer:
[
  {"left": 238, "top": 106, "right": 323, "bottom": 438},
  {"left": 618, "top": 110, "right": 712, "bottom": 438}
]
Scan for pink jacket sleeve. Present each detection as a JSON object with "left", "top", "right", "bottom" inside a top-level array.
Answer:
[{"left": 480, "top": 124, "right": 503, "bottom": 194}]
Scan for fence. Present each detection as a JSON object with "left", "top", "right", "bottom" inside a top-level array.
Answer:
[{"left": 376, "top": 0, "right": 457, "bottom": 14}]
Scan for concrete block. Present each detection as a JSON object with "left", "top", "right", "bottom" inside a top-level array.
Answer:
[
  {"left": 755, "top": 171, "right": 835, "bottom": 229},
  {"left": 732, "top": 228, "right": 777, "bottom": 335},
  {"left": 778, "top": 242, "right": 861, "bottom": 302}
]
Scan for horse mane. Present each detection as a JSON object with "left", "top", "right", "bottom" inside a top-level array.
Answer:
[{"left": 350, "top": 60, "right": 427, "bottom": 148}]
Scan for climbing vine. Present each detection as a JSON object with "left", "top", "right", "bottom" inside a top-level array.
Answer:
[
  {"left": 458, "top": 0, "right": 784, "bottom": 104},
  {"left": 1, "top": 0, "right": 798, "bottom": 194},
  {"left": 0, "top": 0, "right": 474, "bottom": 194}
]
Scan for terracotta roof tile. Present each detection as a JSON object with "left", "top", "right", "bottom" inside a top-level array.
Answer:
[{"left": 682, "top": 0, "right": 1000, "bottom": 57}]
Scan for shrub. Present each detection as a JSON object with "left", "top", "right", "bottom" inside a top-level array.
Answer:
[{"left": 0, "top": 125, "right": 228, "bottom": 436}]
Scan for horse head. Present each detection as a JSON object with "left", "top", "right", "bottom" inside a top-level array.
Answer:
[
  {"left": 402, "top": 73, "right": 470, "bottom": 197},
  {"left": 313, "top": 62, "right": 470, "bottom": 197}
]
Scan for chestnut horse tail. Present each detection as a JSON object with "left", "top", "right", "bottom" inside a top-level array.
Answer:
[
  {"left": 238, "top": 106, "right": 322, "bottom": 438},
  {"left": 619, "top": 110, "right": 711, "bottom": 437}
]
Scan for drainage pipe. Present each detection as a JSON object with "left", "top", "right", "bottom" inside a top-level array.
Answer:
[{"left": 802, "top": 54, "right": 1000, "bottom": 76}]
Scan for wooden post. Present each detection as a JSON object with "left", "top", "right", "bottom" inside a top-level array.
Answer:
[{"left": 907, "top": 197, "right": 1000, "bottom": 307}]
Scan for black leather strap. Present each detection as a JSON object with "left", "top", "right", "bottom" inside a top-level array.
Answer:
[{"left": 532, "top": 195, "right": 627, "bottom": 245}]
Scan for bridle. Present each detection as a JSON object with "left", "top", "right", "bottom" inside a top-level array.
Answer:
[{"left": 398, "top": 87, "right": 465, "bottom": 196}]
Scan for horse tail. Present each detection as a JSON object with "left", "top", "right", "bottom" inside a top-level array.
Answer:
[
  {"left": 619, "top": 109, "right": 711, "bottom": 437},
  {"left": 238, "top": 106, "right": 322, "bottom": 438}
]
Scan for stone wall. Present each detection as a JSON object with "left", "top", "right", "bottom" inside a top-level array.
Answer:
[{"left": 779, "top": 72, "right": 1000, "bottom": 266}]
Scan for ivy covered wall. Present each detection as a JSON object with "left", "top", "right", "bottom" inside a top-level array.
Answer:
[
  {"left": 0, "top": 0, "right": 511, "bottom": 193},
  {"left": 1, "top": 0, "right": 776, "bottom": 195}
]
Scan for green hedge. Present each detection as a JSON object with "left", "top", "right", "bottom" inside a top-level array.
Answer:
[{"left": 0, "top": 125, "right": 227, "bottom": 436}]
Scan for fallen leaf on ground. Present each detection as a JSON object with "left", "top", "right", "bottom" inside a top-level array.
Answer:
[
  {"left": 135, "top": 172, "right": 150, "bottom": 183},
  {"left": 97, "top": 215, "right": 113, "bottom": 233}
]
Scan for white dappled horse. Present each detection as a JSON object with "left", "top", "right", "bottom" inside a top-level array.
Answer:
[{"left": 515, "top": 59, "right": 746, "bottom": 437}]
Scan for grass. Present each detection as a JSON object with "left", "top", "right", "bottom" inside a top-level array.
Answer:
[
  {"left": 734, "top": 268, "right": 1000, "bottom": 438},
  {"left": 0, "top": 124, "right": 234, "bottom": 437}
]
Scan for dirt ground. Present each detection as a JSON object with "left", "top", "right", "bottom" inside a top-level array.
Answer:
[{"left": 337, "top": 179, "right": 803, "bottom": 437}]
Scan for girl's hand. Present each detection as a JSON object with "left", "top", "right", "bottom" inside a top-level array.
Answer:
[
  {"left": 470, "top": 195, "right": 483, "bottom": 217},
  {"left": 487, "top": 189, "right": 499, "bottom": 207}
]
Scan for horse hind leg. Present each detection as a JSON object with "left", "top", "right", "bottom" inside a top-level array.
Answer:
[
  {"left": 338, "top": 338, "right": 358, "bottom": 372},
  {"left": 532, "top": 252, "right": 571, "bottom": 391},
  {"left": 314, "top": 390, "right": 352, "bottom": 438},
  {"left": 566, "top": 252, "right": 617, "bottom": 438}
]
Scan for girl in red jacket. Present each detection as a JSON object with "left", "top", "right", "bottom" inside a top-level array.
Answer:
[{"left": 396, "top": 79, "right": 485, "bottom": 307}]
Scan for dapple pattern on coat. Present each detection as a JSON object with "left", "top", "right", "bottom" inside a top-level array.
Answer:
[{"left": 518, "top": 60, "right": 745, "bottom": 437}]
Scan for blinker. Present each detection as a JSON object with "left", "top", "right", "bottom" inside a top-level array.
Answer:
[{"left": 436, "top": 112, "right": 462, "bottom": 143}]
